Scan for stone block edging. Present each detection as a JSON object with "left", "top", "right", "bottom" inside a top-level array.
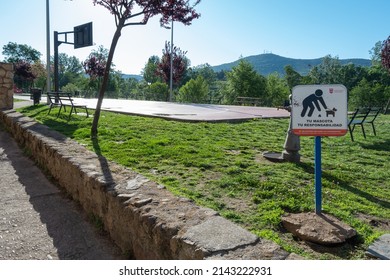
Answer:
[{"left": 0, "top": 62, "right": 14, "bottom": 110}]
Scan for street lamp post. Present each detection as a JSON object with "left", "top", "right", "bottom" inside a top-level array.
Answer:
[
  {"left": 46, "top": 0, "right": 51, "bottom": 95},
  {"left": 46, "top": 0, "right": 74, "bottom": 96},
  {"left": 169, "top": 19, "right": 174, "bottom": 102}
]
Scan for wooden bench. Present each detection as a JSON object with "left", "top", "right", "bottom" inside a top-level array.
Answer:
[
  {"left": 47, "top": 92, "right": 89, "bottom": 119},
  {"left": 348, "top": 107, "right": 381, "bottom": 141},
  {"left": 235, "top": 96, "right": 262, "bottom": 106}
]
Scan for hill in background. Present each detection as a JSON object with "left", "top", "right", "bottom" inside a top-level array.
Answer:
[
  {"left": 211, "top": 53, "right": 372, "bottom": 76},
  {"left": 124, "top": 53, "right": 372, "bottom": 79},
  {"left": 121, "top": 74, "right": 144, "bottom": 81}
]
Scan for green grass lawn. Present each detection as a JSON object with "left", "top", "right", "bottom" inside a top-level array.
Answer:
[{"left": 17, "top": 105, "right": 390, "bottom": 259}]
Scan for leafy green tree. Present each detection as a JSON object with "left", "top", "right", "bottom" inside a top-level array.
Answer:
[
  {"left": 142, "top": 55, "right": 161, "bottom": 84},
  {"left": 105, "top": 70, "right": 122, "bottom": 98},
  {"left": 31, "top": 61, "right": 47, "bottom": 90},
  {"left": 58, "top": 53, "right": 83, "bottom": 74},
  {"left": 145, "top": 82, "right": 169, "bottom": 101},
  {"left": 349, "top": 78, "right": 390, "bottom": 108},
  {"left": 370, "top": 41, "right": 383, "bottom": 66},
  {"left": 61, "top": 83, "right": 80, "bottom": 95},
  {"left": 56, "top": 53, "right": 83, "bottom": 89},
  {"left": 2, "top": 42, "right": 41, "bottom": 63},
  {"left": 223, "top": 59, "right": 267, "bottom": 104},
  {"left": 118, "top": 77, "right": 139, "bottom": 99},
  {"left": 348, "top": 47, "right": 390, "bottom": 108},
  {"left": 215, "top": 69, "right": 227, "bottom": 81},
  {"left": 308, "top": 55, "right": 342, "bottom": 84},
  {"left": 188, "top": 63, "right": 217, "bottom": 85},
  {"left": 339, "top": 64, "right": 368, "bottom": 91},
  {"left": 209, "top": 80, "right": 227, "bottom": 104},
  {"left": 266, "top": 73, "right": 290, "bottom": 106},
  {"left": 366, "top": 64, "right": 390, "bottom": 85},
  {"left": 178, "top": 76, "right": 209, "bottom": 103},
  {"left": 284, "top": 65, "right": 302, "bottom": 90},
  {"left": 185, "top": 63, "right": 218, "bottom": 103},
  {"left": 131, "top": 81, "right": 149, "bottom": 100}
]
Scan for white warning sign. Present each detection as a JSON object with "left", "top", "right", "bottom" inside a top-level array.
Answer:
[{"left": 291, "top": 84, "right": 348, "bottom": 137}]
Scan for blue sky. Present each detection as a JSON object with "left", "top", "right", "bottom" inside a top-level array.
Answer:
[{"left": 1, "top": 0, "right": 389, "bottom": 74}]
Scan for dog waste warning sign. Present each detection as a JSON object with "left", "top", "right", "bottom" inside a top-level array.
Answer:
[{"left": 291, "top": 85, "right": 348, "bottom": 137}]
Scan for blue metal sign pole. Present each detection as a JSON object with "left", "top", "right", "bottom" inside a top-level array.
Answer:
[{"left": 315, "top": 136, "right": 322, "bottom": 214}]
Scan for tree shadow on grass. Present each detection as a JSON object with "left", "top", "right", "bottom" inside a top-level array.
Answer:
[
  {"left": 16, "top": 104, "right": 49, "bottom": 119},
  {"left": 18, "top": 106, "right": 116, "bottom": 189},
  {"left": 360, "top": 139, "right": 390, "bottom": 152},
  {"left": 297, "top": 162, "right": 390, "bottom": 210}
]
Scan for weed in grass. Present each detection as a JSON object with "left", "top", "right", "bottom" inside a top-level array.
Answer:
[
  {"left": 222, "top": 211, "right": 242, "bottom": 222},
  {"left": 89, "top": 213, "right": 104, "bottom": 232}
]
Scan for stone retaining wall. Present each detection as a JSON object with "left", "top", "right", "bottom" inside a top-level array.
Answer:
[
  {"left": 0, "top": 109, "right": 291, "bottom": 260},
  {"left": 0, "top": 63, "right": 14, "bottom": 110}
]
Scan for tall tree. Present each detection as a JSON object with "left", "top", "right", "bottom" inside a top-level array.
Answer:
[
  {"left": 84, "top": 46, "right": 114, "bottom": 96},
  {"left": 14, "top": 60, "right": 36, "bottom": 91},
  {"left": 381, "top": 36, "right": 390, "bottom": 71},
  {"left": 83, "top": 54, "right": 106, "bottom": 80},
  {"left": 31, "top": 61, "right": 48, "bottom": 90},
  {"left": 266, "top": 73, "right": 289, "bottom": 107},
  {"left": 223, "top": 59, "right": 267, "bottom": 104},
  {"left": 308, "top": 55, "right": 342, "bottom": 84},
  {"left": 156, "top": 41, "right": 189, "bottom": 90},
  {"left": 370, "top": 41, "right": 383, "bottom": 66},
  {"left": 2, "top": 42, "right": 41, "bottom": 63},
  {"left": 188, "top": 63, "right": 217, "bottom": 85},
  {"left": 178, "top": 75, "right": 208, "bottom": 103},
  {"left": 142, "top": 55, "right": 161, "bottom": 84},
  {"left": 91, "top": 0, "right": 201, "bottom": 138},
  {"left": 284, "top": 65, "right": 302, "bottom": 90},
  {"left": 339, "top": 64, "right": 367, "bottom": 91},
  {"left": 83, "top": 46, "right": 108, "bottom": 86},
  {"left": 56, "top": 53, "right": 83, "bottom": 89}
]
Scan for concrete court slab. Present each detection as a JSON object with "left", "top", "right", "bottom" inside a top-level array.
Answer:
[
  {"left": 72, "top": 98, "right": 291, "bottom": 122},
  {"left": 14, "top": 96, "right": 290, "bottom": 121}
]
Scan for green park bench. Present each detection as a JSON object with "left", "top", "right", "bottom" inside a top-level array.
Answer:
[
  {"left": 348, "top": 107, "right": 381, "bottom": 141},
  {"left": 47, "top": 92, "right": 89, "bottom": 120}
]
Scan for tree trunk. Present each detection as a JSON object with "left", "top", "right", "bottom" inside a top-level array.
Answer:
[{"left": 91, "top": 22, "right": 124, "bottom": 138}]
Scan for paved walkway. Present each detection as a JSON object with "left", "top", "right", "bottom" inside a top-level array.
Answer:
[{"left": 0, "top": 125, "right": 124, "bottom": 260}]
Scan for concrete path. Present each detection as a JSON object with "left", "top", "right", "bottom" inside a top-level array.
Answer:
[{"left": 0, "top": 126, "right": 124, "bottom": 260}]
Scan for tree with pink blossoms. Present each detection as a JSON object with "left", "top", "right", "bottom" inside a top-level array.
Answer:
[
  {"left": 157, "top": 41, "right": 189, "bottom": 92},
  {"left": 91, "top": 0, "right": 201, "bottom": 138},
  {"left": 381, "top": 36, "right": 390, "bottom": 71}
]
